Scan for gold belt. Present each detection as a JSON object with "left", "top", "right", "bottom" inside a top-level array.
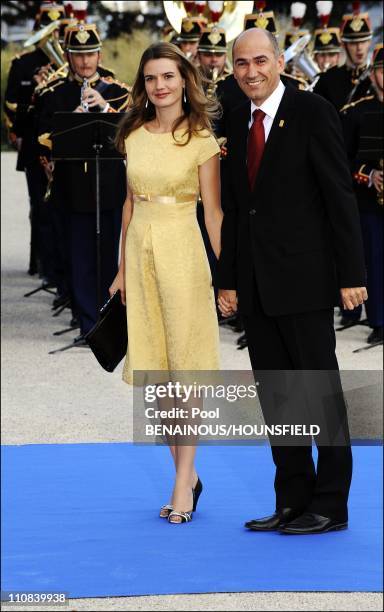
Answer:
[{"left": 133, "top": 193, "right": 197, "bottom": 204}]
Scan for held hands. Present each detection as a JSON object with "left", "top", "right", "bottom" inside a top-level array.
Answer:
[
  {"left": 371, "top": 170, "right": 383, "bottom": 193},
  {"left": 340, "top": 287, "right": 368, "bottom": 310},
  {"left": 109, "top": 270, "right": 126, "bottom": 305},
  {"left": 217, "top": 289, "right": 238, "bottom": 317},
  {"left": 218, "top": 287, "right": 367, "bottom": 313}
]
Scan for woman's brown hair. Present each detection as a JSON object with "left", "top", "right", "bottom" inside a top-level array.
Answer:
[{"left": 114, "top": 41, "right": 220, "bottom": 153}]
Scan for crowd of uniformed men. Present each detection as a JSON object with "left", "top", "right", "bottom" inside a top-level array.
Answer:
[{"left": 3, "top": 1, "right": 383, "bottom": 350}]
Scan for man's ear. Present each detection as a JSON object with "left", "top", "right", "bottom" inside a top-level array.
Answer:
[{"left": 277, "top": 53, "right": 285, "bottom": 74}]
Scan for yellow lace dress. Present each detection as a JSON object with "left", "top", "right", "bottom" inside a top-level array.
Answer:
[{"left": 122, "top": 125, "right": 221, "bottom": 385}]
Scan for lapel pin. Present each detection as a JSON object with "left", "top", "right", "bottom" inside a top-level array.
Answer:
[{"left": 279, "top": 120, "right": 285, "bottom": 128}]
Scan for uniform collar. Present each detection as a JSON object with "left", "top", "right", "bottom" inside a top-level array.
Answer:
[{"left": 70, "top": 72, "right": 100, "bottom": 86}]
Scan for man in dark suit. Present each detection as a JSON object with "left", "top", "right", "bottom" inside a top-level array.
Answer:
[{"left": 217, "top": 28, "right": 367, "bottom": 535}]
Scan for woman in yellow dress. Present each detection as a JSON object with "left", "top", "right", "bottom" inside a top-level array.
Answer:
[{"left": 110, "top": 42, "right": 223, "bottom": 524}]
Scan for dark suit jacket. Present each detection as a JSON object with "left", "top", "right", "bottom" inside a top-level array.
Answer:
[{"left": 216, "top": 84, "right": 366, "bottom": 317}]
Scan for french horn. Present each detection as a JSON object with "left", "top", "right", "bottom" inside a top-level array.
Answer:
[
  {"left": 24, "top": 21, "right": 65, "bottom": 69},
  {"left": 284, "top": 34, "right": 321, "bottom": 89}
]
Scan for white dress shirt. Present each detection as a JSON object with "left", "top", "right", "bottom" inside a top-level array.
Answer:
[{"left": 248, "top": 79, "right": 286, "bottom": 142}]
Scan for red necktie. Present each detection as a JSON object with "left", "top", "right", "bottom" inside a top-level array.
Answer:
[{"left": 247, "top": 109, "right": 266, "bottom": 188}]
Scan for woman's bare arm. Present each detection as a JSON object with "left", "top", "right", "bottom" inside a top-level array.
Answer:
[
  {"left": 198, "top": 153, "right": 223, "bottom": 260},
  {"left": 109, "top": 174, "right": 134, "bottom": 304}
]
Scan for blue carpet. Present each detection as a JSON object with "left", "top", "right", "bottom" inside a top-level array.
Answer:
[{"left": 1, "top": 443, "right": 382, "bottom": 597}]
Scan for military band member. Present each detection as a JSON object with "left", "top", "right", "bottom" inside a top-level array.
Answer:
[
  {"left": 38, "top": 23, "right": 131, "bottom": 342},
  {"left": 175, "top": 17, "right": 205, "bottom": 64},
  {"left": 3, "top": 3, "right": 65, "bottom": 275},
  {"left": 313, "top": 1, "right": 342, "bottom": 72},
  {"left": 283, "top": 2, "right": 309, "bottom": 80},
  {"left": 197, "top": 26, "right": 230, "bottom": 94},
  {"left": 314, "top": 3, "right": 373, "bottom": 109},
  {"left": 340, "top": 43, "right": 383, "bottom": 344}
]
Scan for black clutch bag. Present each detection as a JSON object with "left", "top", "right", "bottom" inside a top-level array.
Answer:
[{"left": 85, "top": 291, "right": 127, "bottom": 372}]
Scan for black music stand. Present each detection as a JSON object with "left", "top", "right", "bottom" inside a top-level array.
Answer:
[{"left": 48, "top": 112, "right": 125, "bottom": 354}]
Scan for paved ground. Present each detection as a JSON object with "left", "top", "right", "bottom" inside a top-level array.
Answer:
[{"left": 1, "top": 152, "right": 382, "bottom": 611}]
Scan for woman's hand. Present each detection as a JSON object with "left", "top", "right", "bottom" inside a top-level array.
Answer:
[{"left": 109, "top": 270, "right": 126, "bottom": 305}]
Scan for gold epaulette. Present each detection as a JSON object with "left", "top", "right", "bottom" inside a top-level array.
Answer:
[
  {"left": 5, "top": 100, "right": 17, "bottom": 111},
  {"left": 101, "top": 75, "right": 132, "bottom": 92},
  {"left": 340, "top": 95, "right": 375, "bottom": 113},
  {"left": 38, "top": 132, "right": 52, "bottom": 150}
]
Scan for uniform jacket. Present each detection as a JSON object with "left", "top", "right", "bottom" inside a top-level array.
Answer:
[
  {"left": 314, "top": 64, "right": 372, "bottom": 111},
  {"left": 341, "top": 94, "right": 383, "bottom": 213},
  {"left": 37, "top": 73, "right": 131, "bottom": 213}
]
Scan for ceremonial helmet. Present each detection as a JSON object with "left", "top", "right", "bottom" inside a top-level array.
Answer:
[
  {"left": 64, "top": 23, "right": 102, "bottom": 53},
  {"left": 244, "top": 2, "right": 278, "bottom": 36},
  {"left": 176, "top": 17, "right": 206, "bottom": 43},
  {"left": 341, "top": 1, "right": 372, "bottom": 43},
  {"left": 198, "top": 27, "right": 227, "bottom": 53},
  {"left": 284, "top": 3, "right": 309, "bottom": 51},
  {"left": 313, "top": 1, "right": 341, "bottom": 54},
  {"left": 34, "top": 2, "right": 65, "bottom": 30}
]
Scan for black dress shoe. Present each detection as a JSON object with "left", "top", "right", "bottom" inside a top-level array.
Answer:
[
  {"left": 279, "top": 512, "right": 348, "bottom": 535},
  {"left": 367, "top": 327, "right": 383, "bottom": 344},
  {"left": 245, "top": 508, "right": 302, "bottom": 531}
]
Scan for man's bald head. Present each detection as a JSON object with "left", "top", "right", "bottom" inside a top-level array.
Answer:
[
  {"left": 232, "top": 28, "right": 280, "bottom": 63},
  {"left": 232, "top": 27, "right": 284, "bottom": 106}
]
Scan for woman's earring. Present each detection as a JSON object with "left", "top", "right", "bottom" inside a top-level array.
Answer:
[
  {"left": 145, "top": 97, "right": 149, "bottom": 109},
  {"left": 183, "top": 88, "right": 187, "bottom": 104}
]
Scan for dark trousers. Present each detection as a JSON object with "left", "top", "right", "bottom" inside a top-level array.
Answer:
[
  {"left": 242, "top": 279, "right": 352, "bottom": 522},
  {"left": 339, "top": 210, "right": 383, "bottom": 328},
  {"left": 69, "top": 208, "right": 121, "bottom": 335},
  {"left": 25, "top": 161, "right": 51, "bottom": 277},
  {"left": 360, "top": 210, "right": 383, "bottom": 328}
]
